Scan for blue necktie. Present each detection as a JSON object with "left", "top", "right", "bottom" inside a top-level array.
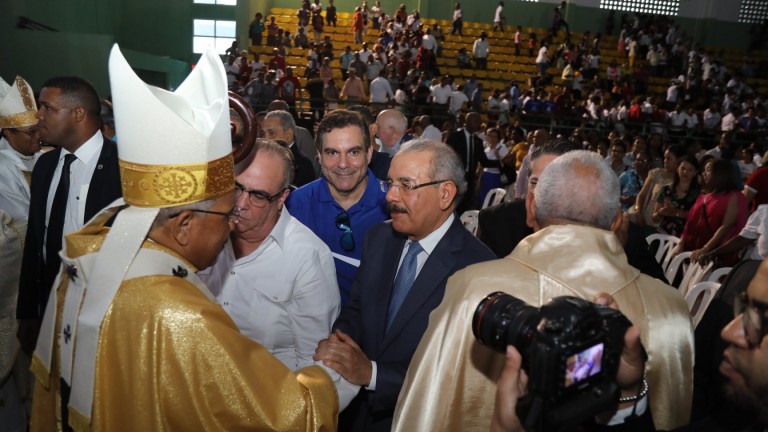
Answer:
[{"left": 387, "top": 241, "right": 423, "bottom": 331}]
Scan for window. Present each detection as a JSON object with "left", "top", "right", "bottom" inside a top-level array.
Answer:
[
  {"left": 599, "top": 0, "right": 679, "bottom": 16},
  {"left": 740, "top": 0, "right": 768, "bottom": 24},
  {"left": 193, "top": 19, "right": 236, "bottom": 54},
  {"left": 193, "top": 0, "right": 236, "bottom": 5}
]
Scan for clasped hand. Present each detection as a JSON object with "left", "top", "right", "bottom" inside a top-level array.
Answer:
[{"left": 314, "top": 329, "right": 373, "bottom": 387}]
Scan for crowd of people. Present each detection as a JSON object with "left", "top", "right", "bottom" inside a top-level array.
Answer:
[{"left": 2, "top": 2, "right": 768, "bottom": 432}]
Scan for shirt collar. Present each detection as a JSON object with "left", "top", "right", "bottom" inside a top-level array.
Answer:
[
  {"left": 408, "top": 213, "right": 455, "bottom": 255},
  {"left": 267, "top": 206, "right": 292, "bottom": 249},
  {"left": 61, "top": 130, "right": 103, "bottom": 163},
  {"left": 318, "top": 169, "right": 384, "bottom": 210}
]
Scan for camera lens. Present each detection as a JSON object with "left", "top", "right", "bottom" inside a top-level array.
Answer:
[{"left": 473, "top": 292, "right": 539, "bottom": 354}]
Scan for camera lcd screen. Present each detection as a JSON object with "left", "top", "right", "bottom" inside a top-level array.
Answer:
[{"left": 564, "top": 342, "right": 604, "bottom": 387}]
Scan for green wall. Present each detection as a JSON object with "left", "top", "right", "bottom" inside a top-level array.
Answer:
[{"left": 0, "top": 0, "right": 757, "bottom": 97}]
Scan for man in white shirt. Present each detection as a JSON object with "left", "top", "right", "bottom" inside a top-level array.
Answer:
[
  {"left": 358, "top": 42, "right": 373, "bottom": 64},
  {"left": 418, "top": 115, "right": 442, "bottom": 142},
  {"left": 448, "top": 84, "right": 469, "bottom": 115},
  {"left": 429, "top": 75, "right": 452, "bottom": 122},
  {"left": 493, "top": 1, "right": 505, "bottom": 32},
  {"left": 703, "top": 101, "right": 722, "bottom": 131},
  {"left": 201, "top": 139, "right": 340, "bottom": 371},
  {"left": 473, "top": 32, "right": 490, "bottom": 70},
  {"left": 17, "top": 76, "right": 122, "bottom": 353},
  {"left": 369, "top": 70, "right": 394, "bottom": 112},
  {"left": 421, "top": 27, "right": 437, "bottom": 55}
]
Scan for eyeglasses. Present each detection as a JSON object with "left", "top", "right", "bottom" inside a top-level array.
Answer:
[
  {"left": 734, "top": 291, "right": 768, "bottom": 349},
  {"left": 235, "top": 182, "right": 286, "bottom": 208},
  {"left": 170, "top": 206, "right": 240, "bottom": 223},
  {"left": 11, "top": 127, "right": 38, "bottom": 137},
  {"left": 380, "top": 179, "right": 448, "bottom": 194},
  {"left": 335, "top": 211, "right": 355, "bottom": 252}
]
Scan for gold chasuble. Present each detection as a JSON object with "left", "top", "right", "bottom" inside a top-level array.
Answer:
[
  {"left": 393, "top": 225, "right": 694, "bottom": 432},
  {"left": 30, "top": 224, "right": 338, "bottom": 432}
]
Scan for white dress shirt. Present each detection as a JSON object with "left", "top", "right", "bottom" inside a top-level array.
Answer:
[
  {"left": 429, "top": 84, "right": 452, "bottom": 105},
  {"left": 420, "top": 124, "right": 442, "bottom": 142},
  {"left": 199, "top": 208, "right": 340, "bottom": 371},
  {"left": 0, "top": 136, "right": 40, "bottom": 220},
  {"left": 44, "top": 131, "right": 103, "bottom": 259},
  {"left": 368, "top": 213, "right": 455, "bottom": 390},
  {"left": 369, "top": 76, "right": 394, "bottom": 103}
]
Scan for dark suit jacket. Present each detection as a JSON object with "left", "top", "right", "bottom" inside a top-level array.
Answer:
[
  {"left": 17, "top": 138, "right": 122, "bottom": 319},
  {"left": 445, "top": 128, "right": 500, "bottom": 186},
  {"left": 333, "top": 217, "right": 495, "bottom": 432},
  {"left": 369, "top": 150, "right": 391, "bottom": 181},
  {"left": 477, "top": 200, "right": 667, "bottom": 282},
  {"left": 290, "top": 142, "right": 316, "bottom": 188}
]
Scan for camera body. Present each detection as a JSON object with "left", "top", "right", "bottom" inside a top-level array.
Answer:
[{"left": 473, "top": 292, "right": 631, "bottom": 432}]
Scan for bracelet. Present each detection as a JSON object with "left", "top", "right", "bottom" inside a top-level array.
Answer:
[{"left": 618, "top": 377, "right": 648, "bottom": 403}]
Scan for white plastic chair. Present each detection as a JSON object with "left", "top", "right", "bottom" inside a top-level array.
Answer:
[
  {"left": 646, "top": 233, "right": 680, "bottom": 274},
  {"left": 707, "top": 266, "right": 732, "bottom": 283},
  {"left": 679, "top": 260, "right": 714, "bottom": 296},
  {"left": 481, "top": 188, "right": 507, "bottom": 209},
  {"left": 664, "top": 251, "right": 691, "bottom": 290},
  {"left": 686, "top": 281, "right": 721, "bottom": 329},
  {"left": 460, "top": 210, "right": 480, "bottom": 235}
]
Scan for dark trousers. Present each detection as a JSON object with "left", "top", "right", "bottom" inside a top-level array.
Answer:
[{"left": 475, "top": 57, "right": 487, "bottom": 70}]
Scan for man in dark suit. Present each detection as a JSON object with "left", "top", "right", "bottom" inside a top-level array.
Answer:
[
  {"left": 476, "top": 139, "right": 666, "bottom": 282},
  {"left": 16, "top": 76, "right": 122, "bottom": 353},
  {"left": 314, "top": 139, "right": 495, "bottom": 432},
  {"left": 262, "top": 109, "right": 316, "bottom": 187},
  {"left": 446, "top": 111, "right": 501, "bottom": 213}
]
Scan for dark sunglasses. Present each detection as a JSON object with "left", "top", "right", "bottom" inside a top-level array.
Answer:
[{"left": 335, "top": 211, "right": 355, "bottom": 252}]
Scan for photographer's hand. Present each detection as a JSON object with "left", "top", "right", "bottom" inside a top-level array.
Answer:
[
  {"left": 594, "top": 293, "right": 646, "bottom": 409},
  {"left": 491, "top": 346, "right": 528, "bottom": 432}
]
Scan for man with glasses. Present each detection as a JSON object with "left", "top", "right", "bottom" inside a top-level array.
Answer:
[
  {"left": 314, "top": 139, "right": 495, "bottom": 432},
  {"left": 200, "top": 139, "right": 339, "bottom": 371},
  {"left": 286, "top": 109, "right": 388, "bottom": 305},
  {"left": 719, "top": 260, "right": 768, "bottom": 429},
  {"left": 31, "top": 46, "right": 356, "bottom": 432},
  {"left": 395, "top": 150, "right": 693, "bottom": 432},
  {"left": 16, "top": 76, "right": 122, "bottom": 355}
]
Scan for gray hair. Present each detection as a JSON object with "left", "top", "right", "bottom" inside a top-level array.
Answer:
[
  {"left": 264, "top": 110, "right": 296, "bottom": 131},
  {"left": 534, "top": 150, "right": 619, "bottom": 230},
  {"left": 397, "top": 139, "right": 467, "bottom": 207},
  {"left": 151, "top": 199, "right": 217, "bottom": 231},
  {"left": 235, "top": 138, "right": 295, "bottom": 188}
]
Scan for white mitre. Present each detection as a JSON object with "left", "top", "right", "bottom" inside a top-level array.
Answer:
[
  {"left": 0, "top": 75, "right": 38, "bottom": 129},
  {"left": 32, "top": 44, "right": 234, "bottom": 431}
]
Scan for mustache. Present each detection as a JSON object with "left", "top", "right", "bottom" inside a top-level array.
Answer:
[{"left": 388, "top": 203, "right": 408, "bottom": 214}]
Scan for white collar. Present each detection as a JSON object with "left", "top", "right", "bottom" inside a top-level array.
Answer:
[
  {"left": 409, "top": 213, "right": 454, "bottom": 255},
  {"left": 61, "top": 131, "right": 103, "bottom": 163}
]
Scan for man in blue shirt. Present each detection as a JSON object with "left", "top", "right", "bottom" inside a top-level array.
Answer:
[{"left": 286, "top": 110, "right": 388, "bottom": 304}]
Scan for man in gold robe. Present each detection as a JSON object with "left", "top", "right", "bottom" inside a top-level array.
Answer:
[
  {"left": 29, "top": 45, "right": 353, "bottom": 432},
  {"left": 394, "top": 149, "right": 694, "bottom": 431}
]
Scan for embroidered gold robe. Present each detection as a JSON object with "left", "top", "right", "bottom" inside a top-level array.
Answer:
[
  {"left": 30, "top": 224, "right": 338, "bottom": 432},
  {"left": 393, "top": 225, "right": 694, "bottom": 431}
]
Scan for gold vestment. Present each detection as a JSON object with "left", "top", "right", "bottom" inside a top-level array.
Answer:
[
  {"left": 393, "top": 224, "right": 694, "bottom": 431},
  {"left": 30, "top": 224, "right": 338, "bottom": 432}
]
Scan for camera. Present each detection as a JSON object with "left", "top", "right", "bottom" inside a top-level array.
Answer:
[{"left": 473, "top": 292, "right": 632, "bottom": 432}]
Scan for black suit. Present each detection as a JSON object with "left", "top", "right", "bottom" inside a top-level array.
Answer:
[
  {"left": 289, "top": 142, "right": 316, "bottom": 187},
  {"left": 477, "top": 200, "right": 667, "bottom": 282},
  {"left": 17, "top": 138, "right": 122, "bottom": 319},
  {"left": 368, "top": 150, "right": 391, "bottom": 181},
  {"left": 334, "top": 218, "right": 495, "bottom": 432},
  {"left": 446, "top": 129, "right": 501, "bottom": 212}
]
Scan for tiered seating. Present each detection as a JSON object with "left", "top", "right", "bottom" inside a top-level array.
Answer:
[{"left": 251, "top": 7, "right": 768, "bottom": 114}]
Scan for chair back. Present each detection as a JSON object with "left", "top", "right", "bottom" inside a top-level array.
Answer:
[
  {"left": 664, "top": 251, "right": 691, "bottom": 289},
  {"left": 707, "top": 266, "right": 732, "bottom": 283},
  {"left": 482, "top": 188, "right": 507, "bottom": 209},
  {"left": 460, "top": 210, "right": 480, "bottom": 235},
  {"left": 686, "top": 281, "right": 721, "bottom": 329},
  {"left": 646, "top": 233, "right": 680, "bottom": 273}
]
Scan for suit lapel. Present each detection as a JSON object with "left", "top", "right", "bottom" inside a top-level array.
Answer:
[
  {"left": 372, "top": 232, "right": 407, "bottom": 348},
  {"left": 34, "top": 149, "right": 61, "bottom": 248},
  {"left": 377, "top": 219, "right": 465, "bottom": 354},
  {"left": 84, "top": 138, "right": 116, "bottom": 220}
]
